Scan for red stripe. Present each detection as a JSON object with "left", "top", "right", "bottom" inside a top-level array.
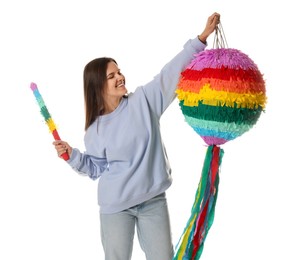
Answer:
[
  {"left": 181, "top": 67, "right": 264, "bottom": 82},
  {"left": 211, "top": 146, "right": 220, "bottom": 188},
  {"left": 52, "top": 129, "right": 61, "bottom": 140},
  {"left": 191, "top": 200, "right": 209, "bottom": 259}
]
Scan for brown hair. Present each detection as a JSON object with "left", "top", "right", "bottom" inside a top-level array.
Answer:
[{"left": 83, "top": 57, "right": 117, "bottom": 130}]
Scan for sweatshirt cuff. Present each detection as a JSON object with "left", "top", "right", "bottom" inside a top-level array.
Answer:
[
  {"left": 183, "top": 36, "right": 207, "bottom": 53},
  {"left": 67, "top": 148, "right": 81, "bottom": 168}
]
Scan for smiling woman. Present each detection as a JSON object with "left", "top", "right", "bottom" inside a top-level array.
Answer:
[
  {"left": 82, "top": 57, "right": 128, "bottom": 128},
  {"left": 52, "top": 13, "right": 220, "bottom": 260},
  {"left": 1, "top": 1, "right": 283, "bottom": 260},
  {"left": 104, "top": 60, "right": 128, "bottom": 114}
]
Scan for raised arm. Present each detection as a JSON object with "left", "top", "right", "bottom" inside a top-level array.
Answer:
[{"left": 198, "top": 12, "right": 220, "bottom": 44}]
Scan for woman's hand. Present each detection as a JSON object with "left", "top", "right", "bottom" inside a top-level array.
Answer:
[
  {"left": 198, "top": 12, "right": 220, "bottom": 44},
  {"left": 53, "top": 140, "right": 72, "bottom": 159}
]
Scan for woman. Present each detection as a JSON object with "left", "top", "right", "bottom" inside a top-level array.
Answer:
[{"left": 53, "top": 12, "right": 220, "bottom": 260}]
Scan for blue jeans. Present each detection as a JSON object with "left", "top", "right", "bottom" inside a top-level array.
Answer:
[{"left": 100, "top": 193, "right": 174, "bottom": 260}]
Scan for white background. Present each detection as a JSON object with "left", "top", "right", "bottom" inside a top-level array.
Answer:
[{"left": 1, "top": 1, "right": 284, "bottom": 259}]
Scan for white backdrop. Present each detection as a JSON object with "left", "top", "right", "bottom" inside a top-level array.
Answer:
[{"left": 1, "top": 1, "right": 284, "bottom": 259}]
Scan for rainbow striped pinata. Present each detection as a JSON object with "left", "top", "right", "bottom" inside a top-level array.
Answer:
[
  {"left": 173, "top": 46, "right": 266, "bottom": 260},
  {"left": 176, "top": 48, "right": 266, "bottom": 146}
]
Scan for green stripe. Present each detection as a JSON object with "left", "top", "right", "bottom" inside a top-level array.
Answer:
[
  {"left": 179, "top": 101, "right": 263, "bottom": 124},
  {"left": 40, "top": 106, "right": 51, "bottom": 121}
]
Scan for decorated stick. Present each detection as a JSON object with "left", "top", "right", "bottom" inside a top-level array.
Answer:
[{"left": 30, "top": 82, "right": 69, "bottom": 161}]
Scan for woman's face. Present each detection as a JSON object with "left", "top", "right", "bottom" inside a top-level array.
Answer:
[{"left": 103, "top": 61, "right": 127, "bottom": 102}]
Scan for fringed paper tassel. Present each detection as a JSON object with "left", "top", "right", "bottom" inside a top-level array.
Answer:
[{"left": 173, "top": 145, "right": 224, "bottom": 260}]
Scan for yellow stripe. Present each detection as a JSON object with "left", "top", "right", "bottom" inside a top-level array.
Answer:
[
  {"left": 46, "top": 118, "right": 57, "bottom": 132},
  {"left": 176, "top": 84, "right": 267, "bottom": 109},
  {"left": 176, "top": 215, "right": 196, "bottom": 260}
]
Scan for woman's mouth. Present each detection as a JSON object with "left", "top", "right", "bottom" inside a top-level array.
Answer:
[{"left": 117, "top": 81, "right": 125, "bottom": 88}]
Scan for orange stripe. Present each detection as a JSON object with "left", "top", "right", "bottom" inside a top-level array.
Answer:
[{"left": 178, "top": 78, "right": 266, "bottom": 94}]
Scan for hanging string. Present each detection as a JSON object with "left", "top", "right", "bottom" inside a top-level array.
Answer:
[{"left": 213, "top": 21, "right": 228, "bottom": 49}]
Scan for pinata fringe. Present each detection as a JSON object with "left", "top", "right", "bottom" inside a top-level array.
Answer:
[
  {"left": 173, "top": 145, "right": 224, "bottom": 260},
  {"left": 176, "top": 85, "right": 266, "bottom": 109},
  {"left": 179, "top": 100, "right": 263, "bottom": 125},
  {"left": 46, "top": 118, "right": 57, "bottom": 132},
  {"left": 177, "top": 77, "right": 265, "bottom": 94}
]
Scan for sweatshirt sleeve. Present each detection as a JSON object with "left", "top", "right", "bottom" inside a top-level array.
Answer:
[
  {"left": 66, "top": 148, "right": 108, "bottom": 180},
  {"left": 141, "top": 37, "right": 206, "bottom": 116}
]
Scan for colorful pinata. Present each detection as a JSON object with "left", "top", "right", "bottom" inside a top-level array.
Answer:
[
  {"left": 176, "top": 48, "right": 266, "bottom": 145},
  {"left": 173, "top": 25, "right": 266, "bottom": 260}
]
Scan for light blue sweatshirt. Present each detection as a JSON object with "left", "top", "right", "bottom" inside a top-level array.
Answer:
[{"left": 67, "top": 37, "right": 206, "bottom": 214}]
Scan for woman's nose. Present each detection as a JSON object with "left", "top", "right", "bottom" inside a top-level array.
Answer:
[{"left": 117, "top": 74, "right": 124, "bottom": 81}]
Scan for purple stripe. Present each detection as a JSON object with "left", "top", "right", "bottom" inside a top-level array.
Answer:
[
  {"left": 201, "top": 136, "right": 228, "bottom": 146},
  {"left": 187, "top": 48, "right": 259, "bottom": 71}
]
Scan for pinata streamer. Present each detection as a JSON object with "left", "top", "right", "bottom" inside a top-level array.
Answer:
[
  {"left": 173, "top": 22, "right": 266, "bottom": 260},
  {"left": 30, "top": 82, "right": 69, "bottom": 161}
]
